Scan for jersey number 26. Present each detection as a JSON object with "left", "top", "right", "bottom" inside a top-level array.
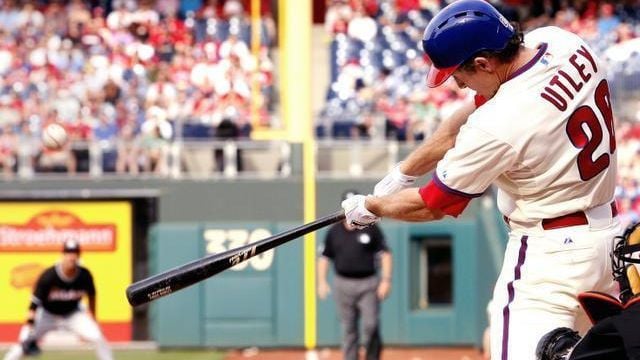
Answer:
[{"left": 566, "top": 79, "right": 615, "bottom": 181}]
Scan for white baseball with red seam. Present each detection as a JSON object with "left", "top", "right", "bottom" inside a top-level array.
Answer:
[{"left": 42, "top": 123, "right": 68, "bottom": 150}]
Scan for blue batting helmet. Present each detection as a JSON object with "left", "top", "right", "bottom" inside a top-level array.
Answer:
[{"left": 422, "top": 0, "right": 515, "bottom": 87}]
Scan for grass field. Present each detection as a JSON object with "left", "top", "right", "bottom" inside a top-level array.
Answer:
[{"left": 0, "top": 350, "right": 225, "bottom": 360}]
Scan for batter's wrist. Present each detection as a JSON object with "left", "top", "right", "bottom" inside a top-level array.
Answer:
[
  {"left": 398, "top": 162, "right": 410, "bottom": 177},
  {"left": 365, "top": 196, "right": 381, "bottom": 217},
  {"left": 394, "top": 163, "right": 417, "bottom": 184}
]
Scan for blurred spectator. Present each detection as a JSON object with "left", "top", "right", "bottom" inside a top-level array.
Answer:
[
  {"left": 215, "top": 54, "right": 251, "bottom": 101},
  {"left": 106, "top": 0, "right": 134, "bottom": 30},
  {"left": 66, "top": 115, "right": 92, "bottom": 173},
  {"left": 0, "top": 123, "right": 17, "bottom": 178},
  {"left": 0, "top": 0, "right": 20, "bottom": 33},
  {"left": 214, "top": 117, "right": 244, "bottom": 173},
  {"left": 67, "top": 0, "right": 92, "bottom": 42},
  {"left": 131, "top": 0, "right": 159, "bottom": 26},
  {"left": 116, "top": 122, "right": 140, "bottom": 175},
  {"left": 615, "top": 22, "right": 636, "bottom": 43},
  {"left": 17, "top": 2, "right": 44, "bottom": 30},
  {"left": 139, "top": 106, "right": 171, "bottom": 175},
  {"left": 380, "top": 96, "right": 410, "bottom": 141},
  {"left": 93, "top": 108, "right": 119, "bottom": 171},
  {"left": 597, "top": 2, "right": 620, "bottom": 35},
  {"left": 198, "top": 0, "right": 222, "bottom": 20},
  {"left": 145, "top": 67, "right": 177, "bottom": 109},
  {"left": 348, "top": 9, "right": 377, "bottom": 42},
  {"left": 223, "top": 0, "right": 244, "bottom": 20},
  {"left": 37, "top": 140, "right": 76, "bottom": 175},
  {"left": 219, "top": 33, "right": 250, "bottom": 61},
  {"left": 326, "top": 0, "right": 352, "bottom": 35}
]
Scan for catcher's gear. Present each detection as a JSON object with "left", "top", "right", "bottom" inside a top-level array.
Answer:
[
  {"left": 569, "top": 299, "right": 640, "bottom": 359},
  {"left": 578, "top": 291, "right": 625, "bottom": 325},
  {"left": 536, "top": 327, "right": 581, "bottom": 360},
  {"left": 612, "top": 221, "right": 640, "bottom": 303}
]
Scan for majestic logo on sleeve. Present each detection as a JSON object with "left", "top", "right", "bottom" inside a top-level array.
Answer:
[{"left": 0, "top": 210, "right": 116, "bottom": 252}]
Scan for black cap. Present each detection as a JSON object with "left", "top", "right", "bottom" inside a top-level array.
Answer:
[
  {"left": 341, "top": 189, "right": 360, "bottom": 201},
  {"left": 63, "top": 240, "right": 81, "bottom": 254}
]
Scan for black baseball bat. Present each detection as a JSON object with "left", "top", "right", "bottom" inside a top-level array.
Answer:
[{"left": 126, "top": 210, "right": 346, "bottom": 306}]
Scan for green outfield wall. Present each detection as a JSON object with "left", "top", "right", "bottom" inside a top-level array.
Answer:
[{"left": 0, "top": 177, "right": 507, "bottom": 347}]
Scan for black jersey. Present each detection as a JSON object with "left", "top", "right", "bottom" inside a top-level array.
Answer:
[
  {"left": 32, "top": 264, "right": 96, "bottom": 316},
  {"left": 321, "top": 222, "right": 388, "bottom": 278}
]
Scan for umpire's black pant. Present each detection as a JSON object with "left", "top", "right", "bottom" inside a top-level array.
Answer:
[{"left": 333, "top": 274, "right": 382, "bottom": 360}]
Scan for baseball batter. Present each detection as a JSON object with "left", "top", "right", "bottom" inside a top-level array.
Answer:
[
  {"left": 341, "top": 1, "right": 621, "bottom": 359},
  {"left": 3, "top": 240, "right": 113, "bottom": 360}
]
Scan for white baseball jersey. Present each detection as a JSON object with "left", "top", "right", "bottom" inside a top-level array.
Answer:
[
  {"left": 421, "top": 26, "right": 617, "bottom": 225},
  {"left": 417, "top": 26, "right": 623, "bottom": 360}
]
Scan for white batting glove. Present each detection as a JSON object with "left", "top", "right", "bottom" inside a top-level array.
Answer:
[
  {"left": 373, "top": 163, "right": 417, "bottom": 197},
  {"left": 341, "top": 194, "right": 379, "bottom": 229}
]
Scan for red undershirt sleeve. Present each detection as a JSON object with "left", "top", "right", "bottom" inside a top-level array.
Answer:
[{"left": 418, "top": 175, "right": 483, "bottom": 217}]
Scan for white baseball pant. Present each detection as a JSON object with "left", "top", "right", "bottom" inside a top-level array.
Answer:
[
  {"left": 490, "top": 204, "right": 621, "bottom": 360},
  {"left": 2, "top": 308, "right": 113, "bottom": 360}
]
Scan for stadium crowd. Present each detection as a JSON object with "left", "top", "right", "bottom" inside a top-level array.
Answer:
[
  {"left": 318, "top": 0, "right": 640, "bottom": 223},
  {"left": 0, "top": 0, "right": 276, "bottom": 176},
  {"left": 319, "top": 0, "right": 640, "bottom": 141},
  {"left": 0, "top": 0, "right": 639, "bottom": 224}
]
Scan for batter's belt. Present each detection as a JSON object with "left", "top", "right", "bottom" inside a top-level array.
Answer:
[{"left": 503, "top": 201, "right": 618, "bottom": 230}]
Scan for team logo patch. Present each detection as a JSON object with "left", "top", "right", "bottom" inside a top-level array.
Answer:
[{"left": 359, "top": 234, "right": 371, "bottom": 244}]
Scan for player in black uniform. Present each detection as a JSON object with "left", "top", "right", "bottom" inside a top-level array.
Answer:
[
  {"left": 3, "top": 240, "right": 113, "bottom": 360},
  {"left": 318, "top": 190, "right": 393, "bottom": 360}
]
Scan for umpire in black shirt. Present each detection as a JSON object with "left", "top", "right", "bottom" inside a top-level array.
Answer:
[{"left": 318, "top": 190, "right": 392, "bottom": 360}]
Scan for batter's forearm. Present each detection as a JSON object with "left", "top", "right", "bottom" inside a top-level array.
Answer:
[
  {"left": 366, "top": 189, "right": 444, "bottom": 222},
  {"left": 400, "top": 101, "right": 475, "bottom": 177}
]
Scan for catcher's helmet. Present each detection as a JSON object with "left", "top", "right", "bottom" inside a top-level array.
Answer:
[
  {"left": 422, "top": 0, "right": 515, "bottom": 87},
  {"left": 612, "top": 221, "right": 640, "bottom": 303}
]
